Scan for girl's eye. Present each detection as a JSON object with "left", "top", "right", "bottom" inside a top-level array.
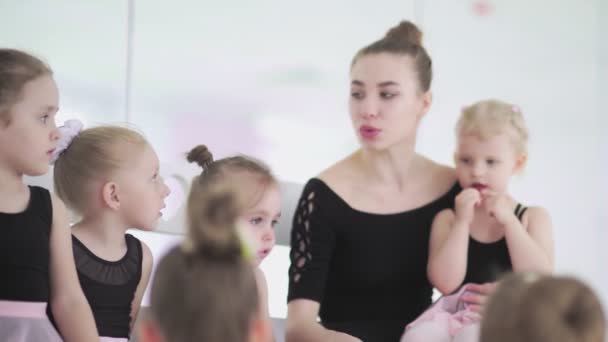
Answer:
[
  {"left": 250, "top": 217, "right": 263, "bottom": 225},
  {"left": 271, "top": 220, "right": 279, "bottom": 228}
]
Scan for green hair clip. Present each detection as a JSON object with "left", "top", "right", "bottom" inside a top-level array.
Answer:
[{"left": 236, "top": 222, "right": 257, "bottom": 262}]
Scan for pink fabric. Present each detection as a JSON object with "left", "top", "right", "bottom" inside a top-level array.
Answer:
[
  {"left": 0, "top": 301, "right": 62, "bottom": 342},
  {"left": 401, "top": 285, "right": 482, "bottom": 341},
  {"left": 100, "top": 337, "right": 128, "bottom": 342},
  {"left": 0, "top": 301, "right": 48, "bottom": 319}
]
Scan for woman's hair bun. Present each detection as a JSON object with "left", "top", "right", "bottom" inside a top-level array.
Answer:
[{"left": 384, "top": 20, "right": 423, "bottom": 46}]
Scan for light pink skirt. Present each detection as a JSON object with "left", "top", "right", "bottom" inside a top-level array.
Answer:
[
  {"left": 401, "top": 285, "right": 481, "bottom": 342},
  {"left": 0, "top": 300, "right": 62, "bottom": 342},
  {"left": 99, "top": 337, "right": 128, "bottom": 342}
]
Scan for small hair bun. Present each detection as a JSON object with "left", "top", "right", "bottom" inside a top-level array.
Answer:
[
  {"left": 187, "top": 145, "right": 213, "bottom": 169},
  {"left": 385, "top": 20, "right": 423, "bottom": 47}
]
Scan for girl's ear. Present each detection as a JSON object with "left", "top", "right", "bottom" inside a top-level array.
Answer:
[
  {"left": 514, "top": 154, "right": 528, "bottom": 173},
  {"left": 102, "top": 182, "right": 120, "bottom": 210}
]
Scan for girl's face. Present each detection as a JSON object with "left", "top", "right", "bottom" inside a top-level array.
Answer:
[
  {"left": 115, "top": 144, "right": 171, "bottom": 230},
  {"left": 349, "top": 53, "right": 431, "bottom": 151},
  {"left": 455, "top": 131, "right": 525, "bottom": 196},
  {"left": 0, "top": 75, "right": 60, "bottom": 176},
  {"left": 239, "top": 183, "right": 280, "bottom": 266}
]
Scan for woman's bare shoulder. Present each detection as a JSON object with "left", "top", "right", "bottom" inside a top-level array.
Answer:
[
  {"left": 419, "top": 156, "right": 457, "bottom": 192},
  {"left": 317, "top": 154, "right": 358, "bottom": 189}
]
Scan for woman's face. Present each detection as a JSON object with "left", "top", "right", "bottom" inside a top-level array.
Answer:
[{"left": 349, "top": 53, "right": 431, "bottom": 151}]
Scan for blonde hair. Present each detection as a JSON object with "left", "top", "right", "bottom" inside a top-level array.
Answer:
[
  {"left": 457, "top": 99, "right": 529, "bottom": 156},
  {"left": 482, "top": 273, "right": 606, "bottom": 342},
  {"left": 149, "top": 177, "right": 259, "bottom": 342},
  {"left": 53, "top": 125, "right": 148, "bottom": 214},
  {"left": 0, "top": 49, "right": 52, "bottom": 124}
]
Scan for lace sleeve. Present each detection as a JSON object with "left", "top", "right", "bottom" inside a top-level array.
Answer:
[{"left": 287, "top": 180, "right": 336, "bottom": 303}]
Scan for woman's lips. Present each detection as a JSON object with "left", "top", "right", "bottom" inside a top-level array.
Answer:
[{"left": 359, "top": 125, "right": 381, "bottom": 139}]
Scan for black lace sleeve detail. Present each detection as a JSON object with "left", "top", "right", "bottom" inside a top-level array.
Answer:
[{"left": 287, "top": 179, "right": 336, "bottom": 303}]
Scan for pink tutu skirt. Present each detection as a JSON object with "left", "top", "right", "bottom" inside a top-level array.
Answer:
[
  {"left": 0, "top": 300, "right": 62, "bottom": 342},
  {"left": 400, "top": 285, "right": 481, "bottom": 342}
]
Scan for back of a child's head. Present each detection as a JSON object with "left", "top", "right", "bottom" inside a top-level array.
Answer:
[
  {"left": 0, "top": 49, "right": 52, "bottom": 124},
  {"left": 481, "top": 273, "right": 606, "bottom": 342},
  {"left": 481, "top": 272, "right": 541, "bottom": 342},
  {"left": 148, "top": 181, "right": 261, "bottom": 342},
  {"left": 457, "top": 99, "right": 529, "bottom": 156},
  {"left": 518, "top": 276, "right": 606, "bottom": 342},
  {"left": 53, "top": 125, "right": 148, "bottom": 214},
  {"left": 186, "top": 145, "right": 277, "bottom": 209}
]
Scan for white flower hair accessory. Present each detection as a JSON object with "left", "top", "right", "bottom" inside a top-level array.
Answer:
[{"left": 50, "top": 119, "right": 83, "bottom": 164}]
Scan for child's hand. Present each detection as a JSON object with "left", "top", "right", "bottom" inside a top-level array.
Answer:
[
  {"left": 460, "top": 282, "right": 498, "bottom": 313},
  {"left": 455, "top": 188, "right": 481, "bottom": 225},
  {"left": 482, "top": 192, "right": 515, "bottom": 225}
]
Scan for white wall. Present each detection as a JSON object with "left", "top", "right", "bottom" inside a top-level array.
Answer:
[
  {"left": 0, "top": 1, "right": 128, "bottom": 124},
  {"left": 597, "top": 0, "right": 607, "bottom": 306},
  {"left": 2, "top": 0, "right": 605, "bottom": 313}
]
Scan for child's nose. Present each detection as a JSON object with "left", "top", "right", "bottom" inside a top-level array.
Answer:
[
  {"left": 263, "top": 229, "right": 275, "bottom": 242},
  {"left": 50, "top": 127, "right": 61, "bottom": 141},
  {"left": 472, "top": 163, "right": 485, "bottom": 176},
  {"left": 162, "top": 181, "right": 171, "bottom": 197}
]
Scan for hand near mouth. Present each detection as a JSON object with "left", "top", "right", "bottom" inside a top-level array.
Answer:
[
  {"left": 455, "top": 188, "right": 482, "bottom": 225},
  {"left": 482, "top": 192, "right": 516, "bottom": 224}
]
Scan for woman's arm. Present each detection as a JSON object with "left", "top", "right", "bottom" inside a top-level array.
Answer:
[
  {"left": 286, "top": 300, "right": 361, "bottom": 342},
  {"left": 130, "top": 241, "right": 153, "bottom": 331},
  {"left": 48, "top": 193, "right": 98, "bottom": 341},
  {"left": 286, "top": 179, "right": 361, "bottom": 342}
]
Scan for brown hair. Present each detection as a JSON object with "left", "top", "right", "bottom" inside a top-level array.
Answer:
[
  {"left": 53, "top": 126, "right": 148, "bottom": 214},
  {"left": 352, "top": 20, "right": 433, "bottom": 92},
  {"left": 481, "top": 272, "right": 541, "bottom": 341},
  {"left": 148, "top": 176, "right": 259, "bottom": 342},
  {"left": 457, "top": 99, "right": 529, "bottom": 156},
  {"left": 186, "top": 145, "right": 277, "bottom": 210},
  {"left": 481, "top": 273, "right": 606, "bottom": 342},
  {"left": 0, "top": 49, "right": 52, "bottom": 123}
]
